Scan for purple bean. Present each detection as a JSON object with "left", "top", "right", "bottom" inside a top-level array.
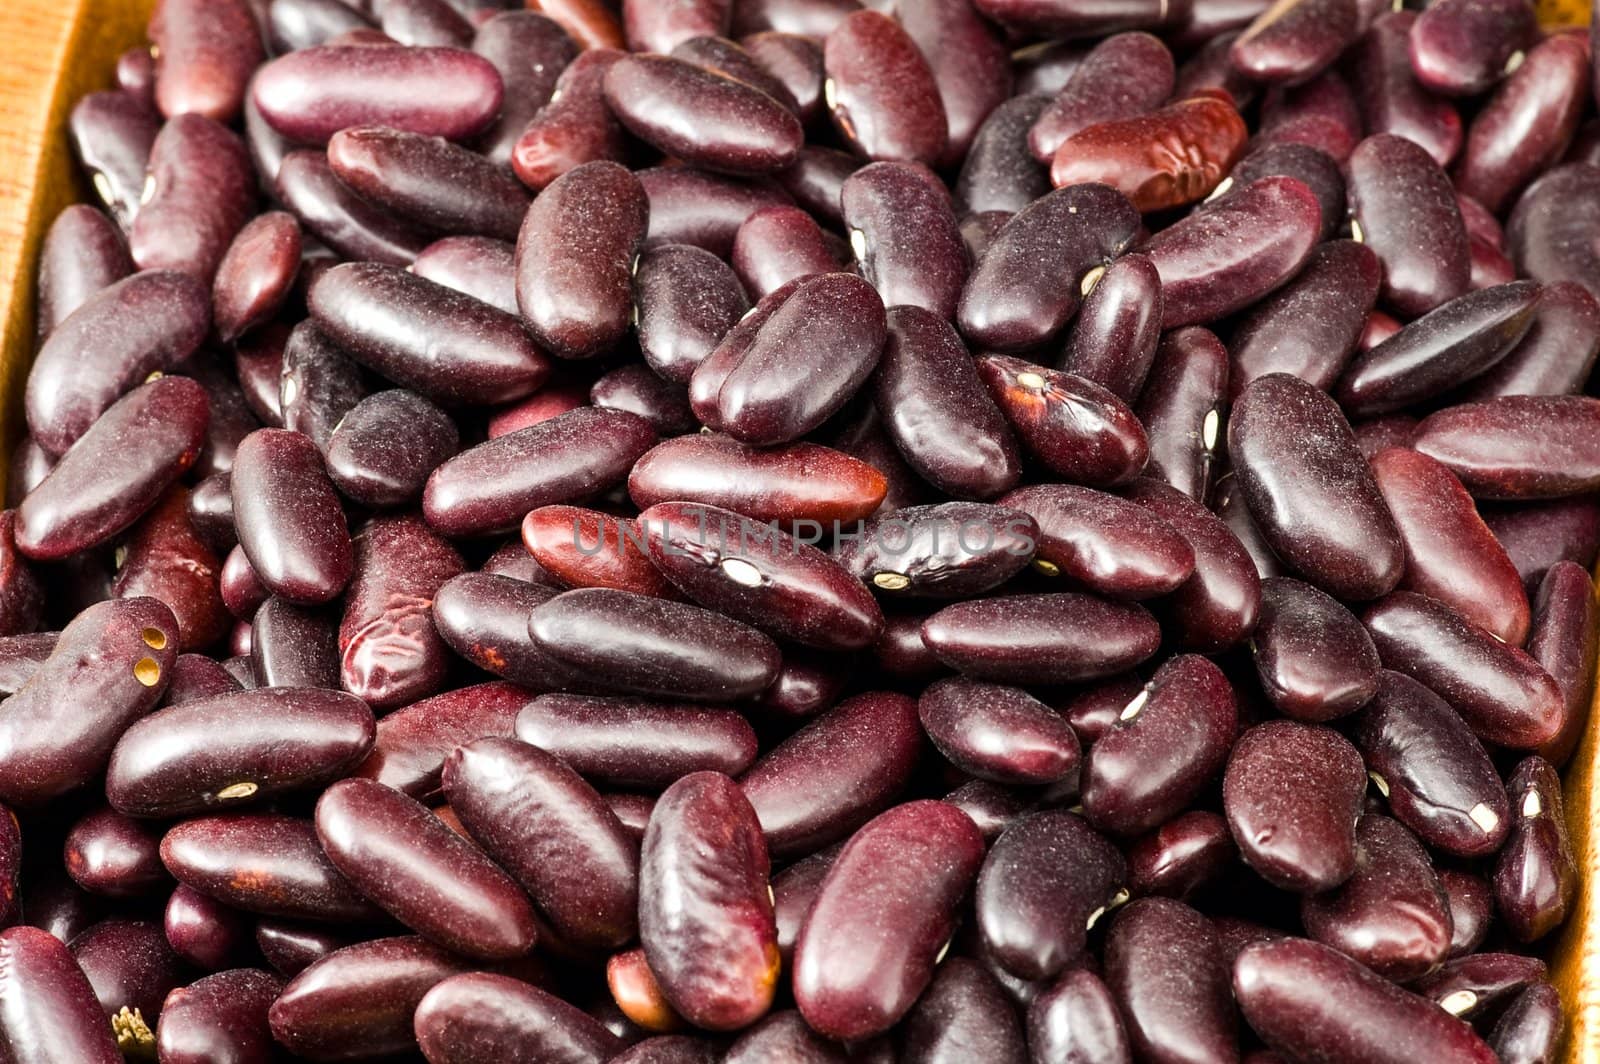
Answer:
[
  {"left": 1408, "top": 0, "right": 1536, "bottom": 97},
  {"left": 156, "top": 968, "right": 282, "bottom": 1064},
  {"left": 1493, "top": 756, "right": 1577, "bottom": 942},
  {"left": 0, "top": 927, "right": 122, "bottom": 1064},
  {"left": 328, "top": 125, "right": 530, "bottom": 241},
  {"left": 1489, "top": 983, "right": 1564, "bottom": 1064},
  {"left": 1231, "top": 0, "right": 1357, "bottom": 84},
  {"left": 923, "top": 592, "right": 1160, "bottom": 685},
  {"left": 64, "top": 808, "right": 167, "bottom": 899},
  {"left": 471, "top": 12, "right": 578, "bottom": 167},
  {"left": 163, "top": 885, "right": 250, "bottom": 970},
  {"left": 250, "top": 597, "right": 339, "bottom": 689},
  {"left": 822, "top": 11, "right": 947, "bottom": 166},
  {"left": 515, "top": 692, "right": 757, "bottom": 788},
  {"left": 1028, "top": 968, "right": 1131, "bottom": 1064},
  {"left": 978, "top": 357, "right": 1149, "bottom": 488},
  {"left": 275, "top": 149, "right": 435, "bottom": 266},
  {"left": 1029, "top": 33, "right": 1174, "bottom": 165},
  {"left": 69, "top": 91, "right": 159, "bottom": 231},
  {"left": 1105, "top": 898, "right": 1237, "bottom": 1064},
  {"left": 1440, "top": 870, "right": 1493, "bottom": 957},
  {"left": 1251, "top": 577, "right": 1380, "bottom": 721},
  {"left": 414, "top": 972, "right": 624, "bottom": 1063},
  {"left": 511, "top": 48, "right": 628, "bottom": 191},
  {"left": 918, "top": 677, "right": 1079, "bottom": 785},
  {"left": 633, "top": 244, "right": 750, "bottom": 384},
  {"left": 1134, "top": 327, "right": 1228, "bottom": 502},
  {"left": 836, "top": 501, "right": 1037, "bottom": 598},
  {"left": 901, "top": 956, "right": 1026, "bottom": 1064},
  {"left": 35, "top": 205, "right": 133, "bottom": 344},
  {"left": 841, "top": 162, "right": 966, "bottom": 320},
  {"left": 230, "top": 428, "right": 352, "bottom": 605},
  {"left": 324, "top": 390, "right": 460, "bottom": 509},
  {"left": 130, "top": 115, "right": 255, "bottom": 284},
  {"left": 1003, "top": 483, "right": 1194, "bottom": 600},
  {"left": 1348, "top": 12, "right": 1464, "bottom": 168}
]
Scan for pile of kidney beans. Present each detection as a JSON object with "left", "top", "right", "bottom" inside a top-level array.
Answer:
[{"left": 9, "top": 0, "right": 1600, "bottom": 1058}]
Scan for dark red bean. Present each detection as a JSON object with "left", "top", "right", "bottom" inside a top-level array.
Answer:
[
  {"left": 277, "top": 323, "right": 364, "bottom": 456},
  {"left": 432, "top": 573, "right": 575, "bottom": 687},
  {"left": 1223, "top": 720, "right": 1366, "bottom": 892},
  {"left": 836, "top": 502, "right": 1037, "bottom": 599},
  {"left": 635, "top": 773, "right": 777, "bottom": 1031},
  {"left": 0, "top": 597, "right": 176, "bottom": 805},
  {"left": 328, "top": 126, "right": 530, "bottom": 242},
  {"left": 423, "top": 407, "right": 656, "bottom": 537},
  {"left": 794, "top": 800, "right": 983, "bottom": 1040},
  {"left": 35, "top": 205, "right": 133, "bottom": 344},
  {"left": 522, "top": 505, "right": 668, "bottom": 597},
  {"left": 1337, "top": 281, "right": 1542, "bottom": 416},
  {"left": 1028, "top": 968, "right": 1131, "bottom": 1064},
  {"left": 516, "top": 692, "right": 757, "bottom": 788},
  {"left": 256, "top": 923, "right": 353, "bottom": 979},
  {"left": 211, "top": 212, "right": 301, "bottom": 345},
  {"left": 149, "top": 0, "right": 262, "bottom": 123},
  {"left": 822, "top": 11, "right": 946, "bottom": 166},
  {"left": 1527, "top": 561, "right": 1598, "bottom": 766},
  {"left": 1467, "top": 281, "right": 1600, "bottom": 399},
  {"left": 0, "top": 926, "right": 122, "bottom": 1064},
  {"left": 129, "top": 114, "right": 255, "bottom": 285},
  {"left": 1440, "top": 870, "right": 1493, "bottom": 957},
  {"left": 1058, "top": 254, "right": 1162, "bottom": 402},
  {"left": 250, "top": 597, "right": 339, "bottom": 689},
  {"left": 471, "top": 12, "right": 578, "bottom": 168},
  {"left": 267, "top": 0, "right": 374, "bottom": 52},
  {"left": 774, "top": 146, "right": 859, "bottom": 227},
  {"left": 268, "top": 936, "right": 480, "bottom": 1059},
  {"left": 740, "top": 691, "right": 921, "bottom": 857},
  {"left": 1412, "top": 952, "right": 1547, "bottom": 1021},
  {"left": 378, "top": 0, "right": 474, "bottom": 45},
  {"left": 841, "top": 162, "right": 966, "bottom": 320},
  {"left": 1233, "top": 938, "right": 1498, "bottom": 1064},
  {"left": 1134, "top": 327, "right": 1228, "bottom": 502},
  {"left": 415, "top": 972, "right": 624, "bottom": 1063},
  {"left": 958, "top": 183, "right": 1140, "bottom": 352},
  {"left": 64, "top": 808, "right": 167, "bottom": 899},
  {"left": 1251, "top": 577, "right": 1380, "bottom": 720},
  {"left": 353, "top": 681, "right": 527, "bottom": 799},
  {"left": 1227, "top": 373, "right": 1404, "bottom": 601},
  {"left": 1052, "top": 96, "right": 1247, "bottom": 215},
  {"left": 630, "top": 434, "right": 885, "bottom": 528},
  {"left": 1004, "top": 483, "right": 1193, "bottom": 600},
  {"left": 1143, "top": 176, "right": 1322, "bottom": 327},
  {"left": 324, "top": 390, "right": 459, "bottom": 509},
  {"left": 252, "top": 44, "right": 504, "bottom": 142},
  {"left": 70, "top": 918, "right": 182, "bottom": 1045},
  {"left": 1229, "top": 142, "right": 1346, "bottom": 238},
  {"left": 69, "top": 91, "right": 159, "bottom": 231},
  {"left": 163, "top": 884, "right": 250, "bottom": 970},
  {"left": 740, "top": 31, "right": 825, "bottom": 122},
  {"left": 647, "top": 169, "right": 795, "bottom": 258},
  {"left": 413, "top": 235, "right": 517, "bottom": 314},
  {"left": 1363, "top": 591, "right": 1564, "bottom": 750},
  {"left": 230, "top": 429, "right": 352, "bottom": 605},
  {"left": 1029, "top": 32, "right": 1174, "bottom": 165},
  {"left": 1127, "top": 478, "right": 1261, "bottom": 649},
  {"left": 640, "top": 501, "right": 884, "bottom": 651},
  {"left": 516, "top": 160, "right": 648, "bottom": 360},
  {"left": 1300, "top": 814, "right": 1451, "bottom": 980},
  {"left": 634, "top": 244, "right": 749, "bottom": 384},
  {"left": 918, "top": 678, "right": 1079, "bottom": 786},
  {"left": 1455, "top": 35, "right": 1588, "bottom": 214},
  {"left": 511, "top": 49, "right": 628, "bottom": 192},
  {"left": 1489, "top": 983, "right": 1563, "bottom": 1064},
  {"left": 1229, "top": 240, "right": 1381, "bottom": 397},
  {"left": 1493, "top": 756, "right": 1576, "bottom": 942},
  {"left": 1507, "top": 163, "right": 1600, "bottom": 302},
  {"left": 730, "top": 205, "right": 837, "bottom": 301},
  {"left": 626, "top": 0, "right": 733, "bottom": 52},
  {"left": 954, "top": 95, "right": 1051, "bottom": 217},
  {"left": 1414, "top": 395, "right": 1600, "bottom": 499},
  {"left": 1081, "top": 655, "right": 1237, "bottom": 835},
  {"left": 275, "top": 149, "right": 435, "bottom": 266},
  {"left": 1231, "top": 0, "right": 1357, "bottom": 83},
  {"left": 316, "top": 777, "right": 537, "bottom": 959},
  {"left": 901, "top": 956, "right": 1026, "bottom": 1064},
  {"left": 108, "top": 686, "right": 374, "bottom": 818},
  {"left": 1408, "top": 0, "right": 1536, "bottom": 97},
  {"left": 529, "top": 587, "right": 782, "bottom": 701},
  {"left": 1105, "top": 899, "right": 1237, "bottom": 1064},
  {"left": 25, "top": 270, "right": 209, "bottom": 457},
  {"left": 1349, "top": 12, "right": 1463, "bottom": 168},
  {"left": 156, "top": 968, "right": 281, "bottom": 1064},
  {"left": 978, "top": 357, "right": 1149, "bottom": 488},
  {"left": 923, "top": 592, "right": 1160, "bottom": 685},
  {"left": 160, "top": 814, "right": 378, "bottom": 923},
  {"left": 1127, "top": 810, "right": 1235, "bottom": 901}
]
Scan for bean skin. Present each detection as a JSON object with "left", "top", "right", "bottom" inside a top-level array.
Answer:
[
  {"left": 414, "top": 973, "right": 625, "bottom": 1064},
  {"left": 69, "top": 91, "right": 159, "bottom": 231},
  {"left": 1135, "top": 327, "right": 1228, "bottom": 502},
  {"left": 1003, "top": 483, "right": 1194, "bottom": 600},
  {"left": 155, "top": 968, "right": 281, "bottom": 1064},
  {"left": 822, "top": 11, "right": 948, "bottom": 166},
  {"left": 923, "top": 593, "right": 1161, "bottom": 685},
  {"left": 230, "top": 429, "right": 352, "bottom": 606},
  {"left": 1051, "top": 96, "right": 1248, "bottom": 212},
  {"left": 1105, "top": 898, "right": 1237, "bottom": 1064},
  {"left": 1059, "top": 253, "right": 1164, "bottom": 402},
  {"left": 1408, "top": 0, "right": 1537, "bottom": 97},
  {"left": 918, "top": 677, "right": 1079, "bottom": 786},
  {"left": 1029, "top": 32, "right": 1174, "bottom": 165},
  {"left": 471, "top": 12, "right": 578, "bottom": 169},
  {"left": 275, "top": 150, "right": 434, "bottom": 267},
  {"left": 129, "top": 114, "right": 256, "bottom": 285},
  {"left": 0, "top": 927, "right": 122, "bottom": 1064}
]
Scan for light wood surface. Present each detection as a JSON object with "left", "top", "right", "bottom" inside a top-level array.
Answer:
[{"left": 0, "top": 2, "right": 1597, "bottom": 1061}]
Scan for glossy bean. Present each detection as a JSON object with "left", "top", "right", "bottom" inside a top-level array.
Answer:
[
  {"left": 249, "top": 597, "right": 339, "bottom": 689},
  {"left": 1105, "top": 898, "right": 1237, "bottom": 1064},
  {"left": 0, "top": 927, "right": 122, "bottom": 1064},
  {"left": 901, "top": 956, "right": 1026, "bottom": 1064},
  {"left": 69, "top": 918, "right": 182, "bottom": 1048},
  {"left": 64, "top": 807, "right": 167, "bottom": 899},
  {"left": 155, "top": 968, "right": 281, "bottom": 1064},
  {"left": 1027, "top": 968, "right": 1131, "bottom": 1064},
  {"left": 1029, "top": 32, "right": 1174, "bottom": 165},
  {"left": 511, "top": 49, "right": 629, "bottom": 192},
  {"left": 634, "top": 244, "right": 750, "bottom": 384},
  {"left": 1507, "top": 162, "right": 1600, "bottom": 302},
  {"left": 276, "top": 150, "right": 434, "bottom": 266},
  {"left": 415, "top": 972, "right": 623, "bottom": 1063},
  {"left": 1229, "top": 240, "right": 1380, "bottom": 396},
  {"left": 35, "top": 205, "right": 133, "bottom": 344},
  {"left": 470, "top": 12, "right": 578, "bottom": 168},
  {"left": 1251, "top": 577, "right": 1380, "bottom": 720},
  {"left": 1004, "top": 483, "right": 1193, "bottom": 600},
  {"left": 1408, "top": 0, "right": 1537, "bottom": 96},
  {"left": 841, "top": 162, "right": 966, "bottom": 320},
  {"left": 432, "top": 573, "right": 575, "bottom": 687},
  {"left": 413, "top": 235, "right": 517, "bottom": 314},
  {"left": 1230, "top": 0, "right": 1357, "bottom": 83},
  {"left": 978, "top": 357, "right": 1150, "bottom": 488},
  {"left": 68, "top": 91, "right": 159, "bottom": 230},
  {"left": 822, "top": 11, "right": 947, "bottom": 166},
  {"left": 1467, "top": 281, "right": 1600, "bottom": 399},
  {"left": 730, "top": 205, "right": 838, "bottom": 301},
  {"left": 230, "top": 429, "right": 352, "bottom": 605},
  {"left": 1134, "top": 327, "right": 1228, "bottom": 502},
  {"left": 163, "top": 885, "right": 250, "bottom": 970},
  {"left": 923, "top": 592, "right": 1160, "bottom": 685},
  {"left": 1127, "top": 810, "right": 1235, "bottom": 900},
  {"left": 836, "top": 501, "right": 1037, "bottom": 599},
  {"left": 1489, "top": 983, "right": 1564, "bottom": 1064},
  {"left": 1412, "top": 952, "right": 1548, "bottom": 1021},
  {"left": 354, "top": 681, "right": 528, "bottom": 798},
  {"left": 918, "top": 678, "right": 1079, "bottom": 786},
  {"left": 328, "top": 125, "right": 530, "bottom": 241},
  {"left": 1228, "top": 142, "right": 1346, "bottom": 238},
  {"left": 129, "top": 115, "right": 255, "bottom": 284},
  {"left": 1058, "top": 253, "right": 1163, "bottom": 402},
  {"left": 1052, "top": 96, "right": 1247, "bottom": 214},
  {"left": 1349, "top": 12, "right": 1463, "bottom": 168},
  {"left": 1413, "top": 395, "right": 1600, "bottom": 499},
  {"left": 522, "top": 505, "right": 668, "bottom": 597},
  {"left": 515, "top": 693, "right": 757, "bottom": 789},
  {"left": 1493, "top": 756, "right": 1577, "bottom": 942}
]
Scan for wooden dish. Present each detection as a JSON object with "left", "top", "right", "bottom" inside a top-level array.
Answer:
[{"left": 0, "top": 1, "right": 1597, "bottom": 1060}]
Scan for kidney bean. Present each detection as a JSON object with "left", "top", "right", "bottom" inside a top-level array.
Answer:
[
  {"left": 275, "top": 328, "right": 361, "bottom": 458},
  {"left": 316, "top": 777, "right": 537, "bottom": 959},
  {"left": 607, "top": 947, "right": 684, "bottom": 1034},
  {"left": 521, "top": 506, "right": 665, "bottom": 597},
  {"left": 887, "top": 957, "right": 1019, "bottom": 1064},
  {"left": 923, "top": 593, "right": 1159, "bottom": 685},
  {"left": 1125, "top": 482, "right": 1256, "bottom": 650},
  {"left": 728, "top": 206, "right": 833, "bottom": 302},
  {"left": 70, "top": 918, "right": 182, "bottom": 1043},
  {"left": 322, "top": 391, "right": 455, "bottom": 508},
  {"left": 836, "top": 501, "right": 1037, "bottom": 598},
  {"left": 1232, "top": 143, "right": 1347, "bottom": 238},
  {"left": 378, "top": 0, "right": 474, "bottom": 44},
  {"left": 1494, "top": 756, "right": 1576, "bottom": 942},
  {"left": 442, "top": 738, "right": 637, "bottom": 952},
  {"left": 1228, "top": 373, "right": 1404, "bottom": 600},
  {"left": 425, "top": 408, "right": 655, "bottom": 536},
  {"left": 978, "top": 357, "right": 1150, "bottom": 487},
  {"left": 768, "top": 846, "right": 837, "bottom": 968},
  {"left": 962, "top": 211, "right": 1008, "bottom": 270},
  {"left": 620, "top": 0, "right": 729, "bottom": 51},
  {"left": 740, "top": 31, "right": 824, "bottom": 117},
  {"left": 1258, "top": 69, "right": 1364, "bottom": 161},
  {"left": 1144, "top": 176, "right": 1322, "bottom": 327},
  {"left": 1229, "top": 240, "right": 1380, "bottom": 398},
  {"left": 794, "top": 800, "right": 982, "bottom": 1039},
  {"left": 1489, "top": 983, "right": 1563, "bottom": 1064},
  {"left": 431, "top": 572, "right": 575, "bottom": 687},
  {"left": 822, "top": 11, "right": 946, "bottom": 166},
  {"left": 516, "top": 162, "right": 648, "bottom": 361},
  {"left": 1234, "top": 938, "right": 1498, "bottom": 1064},
  {"left": 155, "top": 968, "right": 281, "bottom": 1064},
  {"left": 469, "top": 12, "right": 577, "bottom": 168},
  {"left": 1126, "top": 810, "right": 1233, "bottom": 901},
  {"left": 26, "top": 269, "right": 208, "bottom": 457},
  {"left": 255, "top": 922, "right": 352, "bottom": 979},
  {"left": 163, "top": 884, "right": 250, "bottom": 970},
  {"left": 149, "top": 0, "right": 262, "bottom": 124},
  {"left": 1055, "top": 256, "right": 1161, "bottom": 402},
  {"left": 418, "top": 972, "right": 625, "bottom": 1062},
  {"left": 253, "top": 44, "right": 502, "bottom": 142},
  {"left": 249, "top": 597, "right": 338, "bottom": 689},
  {"left": 0, "top": 597, "right": 176, "bottom": 804},
  {"left": 1004, "top": 484, "right": 1193, "bottom": 600},
  {"left": 1469, "top": 282, "right": 1600, "bottom": 400},
  {"left": 160, "top": 814, "right": 378, "bottom": 923},
  {"left": 69, "top": 91, "right": 159, "bottom": 231},
  {"left": 1300, "top": 814, "right": 1452, "bottom": 980},
  {"left": 211, "top": 214, "right": 300, "bottom": 345},
  {"left": 959, "top": 184, "right": 1140, "bottom": 353},
  {"left": 975, "top": 810, "right": 1126, "bottom": 982},
  {"left": 953, "top": 95, "right": 1051, "bottom": 217},
  {"left": 1060, "top": 97, "right": 1249, "bottom": 217},
  {"left": 0, "top": 926, "right": 122, "bottom": 1063},
  {"left": 1408, "top": 0, "right": 1536, "bottom": 96},
  {"left": 1412, "top": 952, "right": 1547, "bottom": 1021},
  {"left": 279, "top": 149, "right": 436, "bottom": 266},
  {"left": 918, "top": 677, "right": 1080, "bottom": 786},
  {"left": 229, "top": 429, "right": 352, "bottom": 605},
  {"left": 1231, "top": 0, "right": 1357, "bottom": 83},
  {"left": 268, "top": 0, "right": 374, "bottom": 51},
  {"left": 530, "top": 587, "right": 783, "bottom": 700},
  {"left": 518, "top": 692, "right": 757, "bottom": 790},
  {"left": 1420, "top": 395, "right": 1600, "bottom": 501},
  {"left": 129, "top": 115, "right": 254, "bottom": 285},
  {"left": 413, "top": 235, "right": 516, "bottom": 314},
  {"left": 645, "top": 167, "right": 791, "bottom": 256},
  {"left": 1251, "top": 577, "right": 1379, "bottom": 721},
  {"left": 1364, "top": 591, "right": 1564, "bottom": 749},
  {"left": 1339, "top": 282, "right": 1542, "bottom": 416},
  {"left": 768, "top": 148, "right": 854, "bottom": 229},
  {"left": 841, "top": 163, "right": 966, "bottom": 319},
  {"left": 64, "top": 807, "right": 167, "bottom": 899},
  {"left": 628, "top": 249, "right": 745, "bottom": 387},
  {"left": 268, "top": 935, "right": 487, "bottom": 1058},
  {"left": 1028, "top": 33, "right": 1173, "bottom": 165},
  {"left": 1456, "top": 35, "right": 1588, "bottom": 214},
  {"left": 1224, "top": 720, "right": 1365, "bottom": 892},
  {"left": 1349, "top": 13, "right": 1464, "bottom": 168},
  {"left": 1125, "top": 329, "right": 1224, "bottom": 505},
  {"left": 1485, "top": 498, "right": 1600, "bottom": 596},
  {"left": 639, "top": 772, "right": 777, "bottom": 1031},
  {"left": 1525, "top": 562, "right": 1597, "bottom": 766},
  {"left": 353, "top": 682, "right": 526, "bottom": 799},
  {"left": 1027, "top": 968, "right": 1130, "bottom": 1064},
  {"left": 511, "top": 48, "right": 628, "bottom": 192},
  {"left": 1507, "top": 162, "right": 1600, "bottom": 301},
  {"left": 35, "top": 206, "right": 133, "bottom": 345},
  {"left": 164, "top": 652, "right": 243, "bottom": 705},
  {"left": 1373, "top": 446, "right": 1531, "bottom": 644},
  {"left": 1103, "top": 899, "right": 1238, "bottom": 1064},
  {"left": 1433, "top": 871, "right": 1492, "bottom": 958}
]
